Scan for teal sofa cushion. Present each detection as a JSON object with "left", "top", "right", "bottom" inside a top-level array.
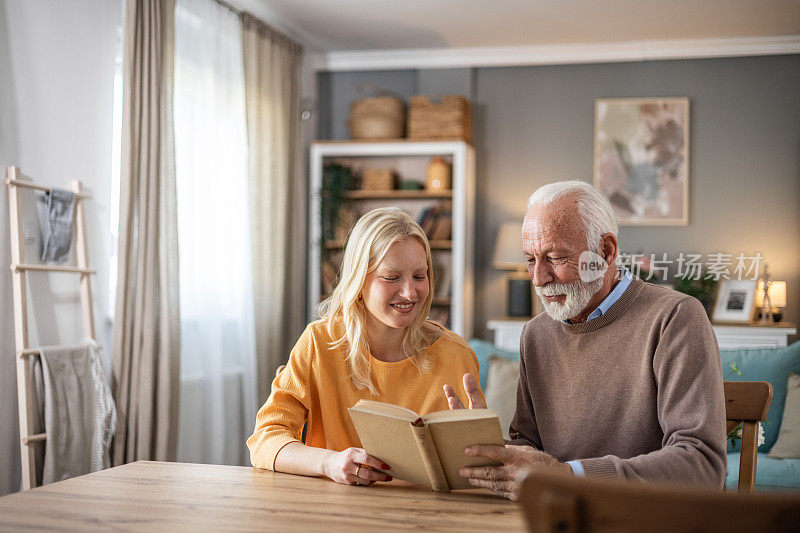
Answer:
[
  {"left": 720, "top": 343, "right": 800, "bottom": 451},
  {"left": 726, "top": 452, "right": 800, "bottom": 490},
  {"left": 468, "top": 339, "right": 519, "bottom": 390}
]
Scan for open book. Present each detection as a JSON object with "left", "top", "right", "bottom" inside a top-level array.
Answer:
[{"left": 348, "top": 400, "right": 504, "bottom": 492}]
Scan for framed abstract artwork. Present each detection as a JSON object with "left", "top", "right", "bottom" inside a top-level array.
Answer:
[{"left": 594, "top": 97, "right": 689, "bottom": 226}]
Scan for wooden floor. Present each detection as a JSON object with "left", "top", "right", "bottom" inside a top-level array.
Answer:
[{"left": 0, "top": 461, "right": 525, "bottom": 531}]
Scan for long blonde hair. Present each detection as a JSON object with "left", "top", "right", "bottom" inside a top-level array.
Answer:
[{"left": 318, "top": 207, "right": 438, "bottom": 394}]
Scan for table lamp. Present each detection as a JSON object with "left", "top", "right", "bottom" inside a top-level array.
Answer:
[
  {"left": 755, "top": 279, "right": 787, "bottom": 323},
  {"left": 493, "top": 223, "right": 531, "bottom": 317}
]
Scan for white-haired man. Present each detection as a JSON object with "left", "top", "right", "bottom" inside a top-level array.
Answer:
[{"left": 444, "top": 180, "right": 726, "bottom": 500}]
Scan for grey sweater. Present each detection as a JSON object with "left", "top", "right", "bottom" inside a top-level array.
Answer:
[{"left": 509, "top": 278, "right": 727, "bottom": 487}]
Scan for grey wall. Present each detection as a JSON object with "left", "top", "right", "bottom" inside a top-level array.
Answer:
[
  {"left": 317, "top": 55, "right": 800, "bottom": 340},
  {"left": 0, "top": 0, "right": 20, "bottom": 497},
  {"left": 0, "top": 0, "right": 120, "bottom": 495},
  {"left": 318, "top": 68, "right": 472, "bottom": 139}
]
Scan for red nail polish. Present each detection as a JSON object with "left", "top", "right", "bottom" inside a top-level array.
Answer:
[{"left": 382, "top": 463, "right": 390, "bottom": 470}]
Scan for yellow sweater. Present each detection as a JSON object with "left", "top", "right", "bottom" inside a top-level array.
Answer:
[{"left": 247, "top": 319, "right": 484, "bottom": 470}]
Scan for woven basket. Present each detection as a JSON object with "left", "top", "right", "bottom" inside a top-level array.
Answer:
[
  {"left": 362, "top": 168, "right": 396, "bottom": 190},
  {"left": 347, "top": 87, "right": 405, "bottom": 140},
  {"left": 408, "top": 95, "right": 471, "bottom": 142}
]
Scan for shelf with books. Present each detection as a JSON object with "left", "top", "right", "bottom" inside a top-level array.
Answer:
[
  {"left": 316, "top": 296, "right": 453, "bottom": 308},
  {"left": 323, "top": 239, "right": 452, "bottom": 250},
  {"left": 309, "top": 140, "right": 475, "bottom": 338},
  {"left": 344, "top": 190, "right": 452, "bottom": 200}
]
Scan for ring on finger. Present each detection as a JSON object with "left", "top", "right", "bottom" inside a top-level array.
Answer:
[{"left": 354, "top": 464, "right": 361, "bottom": 478}]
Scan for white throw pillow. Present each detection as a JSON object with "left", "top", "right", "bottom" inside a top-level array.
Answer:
[
  {"left": 768, "top": 373, "right": 800, "bottom": 459},
  {"left": 484, "top": 356, "right": 520, "bottom": 439}
]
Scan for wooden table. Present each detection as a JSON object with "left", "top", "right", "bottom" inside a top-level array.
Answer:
[{"left": 0, "top": 461, "right": 525, "bottom": 531}]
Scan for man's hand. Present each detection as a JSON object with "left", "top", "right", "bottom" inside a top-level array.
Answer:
[
  {"left": 443, "top": 373, "right": 484, "bottom": 409},
  {"left": 459, "top": 444, "right": 573, "bottom": 501}
]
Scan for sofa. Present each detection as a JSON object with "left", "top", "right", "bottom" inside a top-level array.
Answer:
[
  {"left": 720, "top": 343, "right": 800, "bottom": 490},
  {"left": 468, "top": 338, "right": 800, "bottom": 491}
]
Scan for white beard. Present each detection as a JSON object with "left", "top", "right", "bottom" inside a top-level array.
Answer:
[{"left": 536, "top": 277, "right": 604, "bottom": 322}]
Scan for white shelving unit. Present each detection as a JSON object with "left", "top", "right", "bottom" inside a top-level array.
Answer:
[
  {"left": 487, "top": 318, "right": 797, "bottom": 351},
  {"left": 308, "top": 140, "right": 475, "bottom": 338},
  {"left": 712, "top": 323, "right": 796, "bottom": 349}
]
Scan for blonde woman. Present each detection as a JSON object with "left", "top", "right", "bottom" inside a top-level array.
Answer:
[{"left": 247, "top": 207, "right": 484, "bottom": 486}]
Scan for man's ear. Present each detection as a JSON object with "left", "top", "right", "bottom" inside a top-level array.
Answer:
[{"left": 600, "top": 233, "right": 619, "bottom": 266}]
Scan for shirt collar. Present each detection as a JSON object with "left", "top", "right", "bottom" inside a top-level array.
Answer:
[{"left": 561, "top": 267, "right": 634, "bottom": 324}]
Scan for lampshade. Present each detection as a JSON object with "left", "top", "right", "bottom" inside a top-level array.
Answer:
[
  {"left": 755, "top": 280, "right": 787, "bottom": 308},
  {"left": 493, "top": 223, "right": 525, "bottom": 270}
]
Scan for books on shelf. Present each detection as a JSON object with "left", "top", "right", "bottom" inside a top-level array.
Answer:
[
  {"left": 417, "top": 200, "right": 452, "bottom": 240},
  {"left": 432, "top": 254, "right": 451, "bottom": 299},
  {"left": 428, "top": 307, "right": 450, "bottom": 327},
  {"left": 320, "top": 252, "right": 344, "bottom": 296},
  {"left": 348, "top": 400, "right": 503, "bottom": 492},
  {"left": 321, "top": 261, "right": 337, "bottom": 296}
]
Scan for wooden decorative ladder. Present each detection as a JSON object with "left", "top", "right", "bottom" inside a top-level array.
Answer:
[{"left": 5, "top": 166, "right": 97, "bottom": 490}]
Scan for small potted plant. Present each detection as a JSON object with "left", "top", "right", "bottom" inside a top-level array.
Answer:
[
  {"left": 320, "top": 162, "right": 356, "bottom": 241},
  {"left": 675, "top": 273, "right": 718, "bottom": 317}
]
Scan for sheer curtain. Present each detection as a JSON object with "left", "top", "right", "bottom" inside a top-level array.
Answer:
[
  {"left": 241, "top": 14, "right": 305, "bottom": 404},
  {"left": 173, "top": 0, "right": 257, "bottom": 465}
]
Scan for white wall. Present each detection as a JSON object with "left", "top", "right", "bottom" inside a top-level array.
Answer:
[{"left": 0, "top": 0, "right": 120, "bottom": 495}]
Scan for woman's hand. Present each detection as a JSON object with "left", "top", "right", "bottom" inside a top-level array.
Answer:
[
  {"left": 443, "top": 373, "right": 485, "bottom": 409},
  {"left": 321, "top": 447, "right": 392, "bottom": 486}
]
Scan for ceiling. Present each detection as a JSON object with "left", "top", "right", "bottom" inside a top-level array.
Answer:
[{"left": 233, "top": 0, "right": 800, "bottom": 52}]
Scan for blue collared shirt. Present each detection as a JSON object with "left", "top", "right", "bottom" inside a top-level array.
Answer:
[
  {"left": 565, "top": 267, "right": 633, "bottom": 477},
  {"left": 561, "top": 267, "right": 633, "bottom": 325},
  {"left": 586, "top": 267, "right": 633, "bottom": 320}
]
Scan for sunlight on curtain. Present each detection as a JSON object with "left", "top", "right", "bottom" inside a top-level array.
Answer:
[{"left": 173, "top": 0, "right": 257, "bottom": 466}]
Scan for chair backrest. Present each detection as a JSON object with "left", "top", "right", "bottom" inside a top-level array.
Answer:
[
  {"left": 724, "top": 380, "right": 773, "bottom": 493},
  {"left": 519, "top": 471, "right": 800, "bottom": 533}
]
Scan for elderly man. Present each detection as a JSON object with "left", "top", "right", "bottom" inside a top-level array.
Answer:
[{"left": 445, "top": 180, "right": 726, "bottom": 500}]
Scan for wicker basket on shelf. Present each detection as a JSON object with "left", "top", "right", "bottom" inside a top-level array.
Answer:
[
  {"left": 347, "top": 85, "right": 405, "bottom": 140},
  {"left": 408, "top": 95, "right": 471, "bottom": 142},
  {"left": 361, "top": 168, "right": 396, "bottom": 190}
]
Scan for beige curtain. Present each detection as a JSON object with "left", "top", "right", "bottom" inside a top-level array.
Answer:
[
  {"left": 241, "top": 14, "right": 305, "bottom": 400},
  {"left": 112, "top": 0, "right": 180, "bottom": 465}
]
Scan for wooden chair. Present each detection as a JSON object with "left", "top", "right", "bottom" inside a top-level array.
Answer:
[
  {"left": 724, "top": 380, "right": 773, "bottom": 493},
  {"left": 519, "top": 471, "right": 800, "bottom": 533}
]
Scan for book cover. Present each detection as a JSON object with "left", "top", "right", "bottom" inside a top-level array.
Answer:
[{"left": 348, "top": 400, "right": 504, "bottom": 492}]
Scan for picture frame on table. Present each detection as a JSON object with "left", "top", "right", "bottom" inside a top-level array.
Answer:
[
  {"left": 593, "top": 97, "right": 689, "bottom": 226},
  {"left": 712, "top": 279, "right": 758, "bottom": 323}
]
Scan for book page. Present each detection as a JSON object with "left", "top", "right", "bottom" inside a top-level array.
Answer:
[
  {"left": 422, "top": 408, "right": 499, "bottom": 423},
  {"left": 350, "top": 400, "right": 419, "bottom": 421}
]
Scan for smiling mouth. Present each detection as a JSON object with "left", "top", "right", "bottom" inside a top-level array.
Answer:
[{"left": 390, "top": 302, "right": 416, "bottom": 313}]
